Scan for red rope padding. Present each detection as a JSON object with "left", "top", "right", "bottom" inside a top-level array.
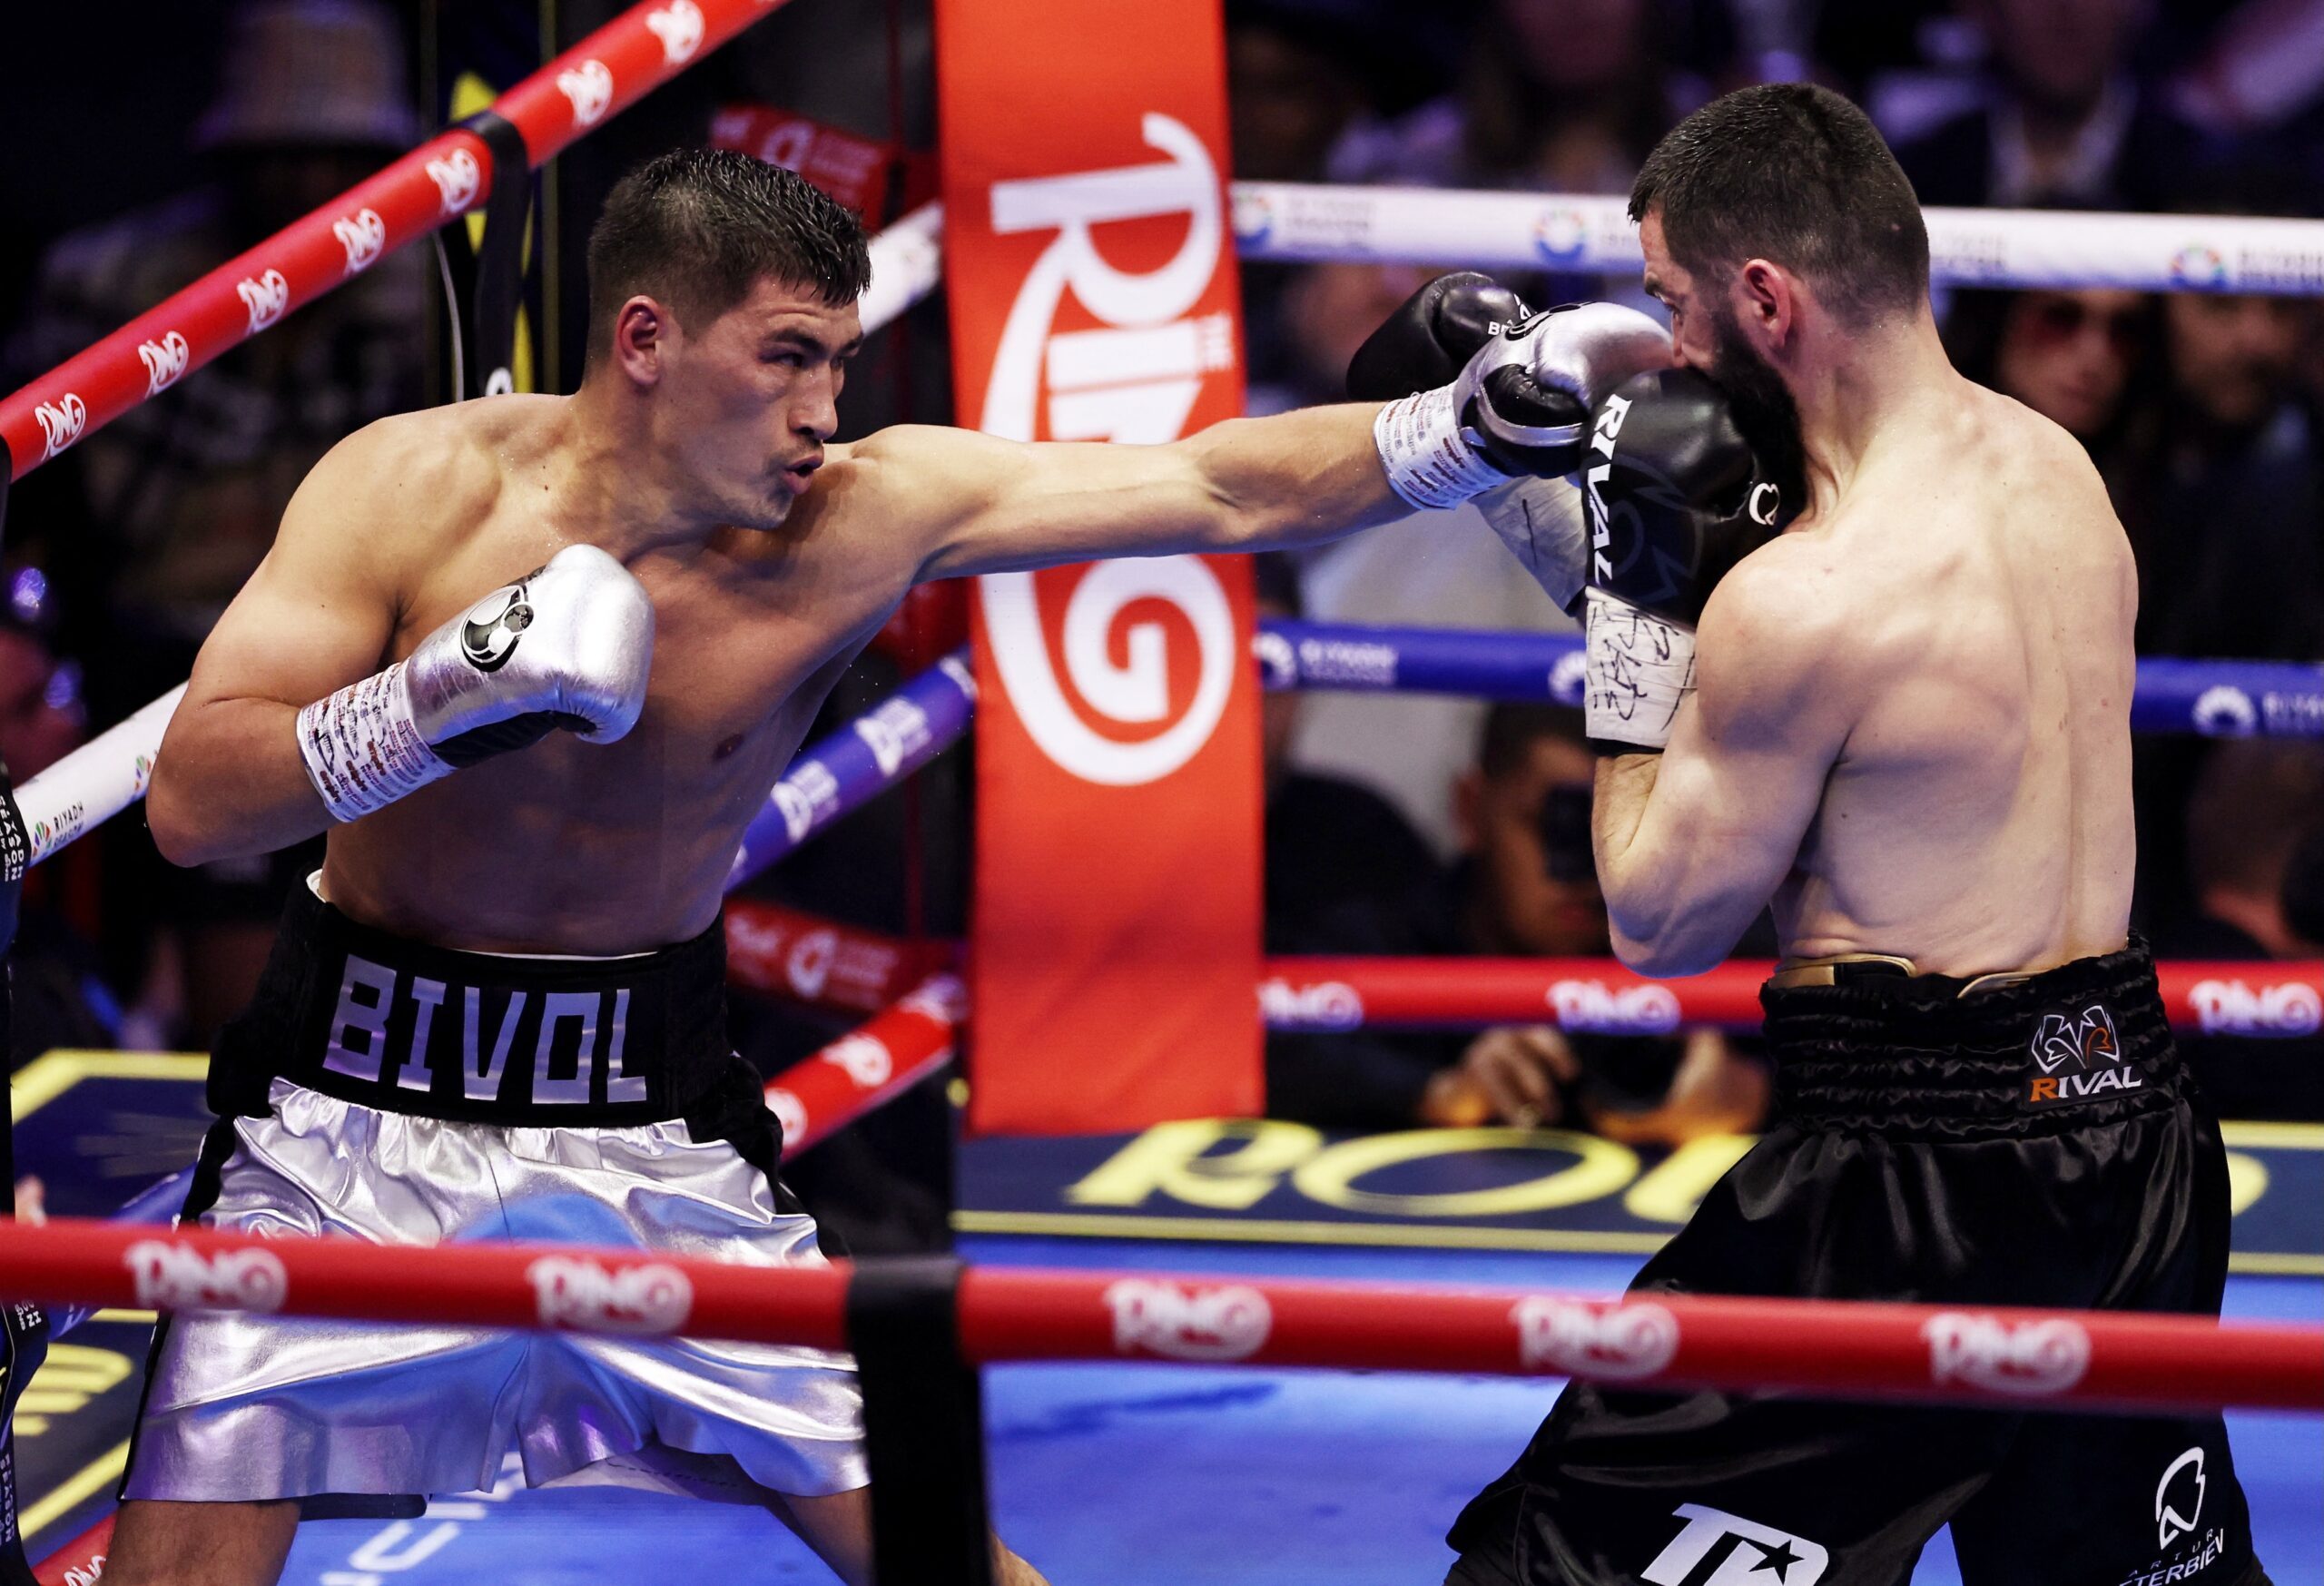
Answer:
[
  {"left": 31, "top": 1519, "right": 105, "bottom": 1586},
  {"left": 728, "top": 901, "right": 953, "bottom": 1015},
  {"left": 1265, "top": 958, "right": 2324, "bottom": 1038},
  {"left": 0, "top": 0, "right": 793, "bottom": 481},
  {"left": 761, "top": 973, "right": 962, "bottom": 1156},
  {"left": 0, "top": 1218, "right": 2315, "bottom": 1413}
]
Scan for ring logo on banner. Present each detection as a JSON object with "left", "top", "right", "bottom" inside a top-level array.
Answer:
[
  {"left": 239, "top": 268, "right": 291, "bottom": 333},
  {"left": 334, "top": 208, "right": 387, "bottom": 275},
  {"left": 557, "top": 59, "right": 615, "bottom": 128},
  {"left": 426, "top": 149, "right": 482, "bottom": 217},
  {"left": 2191, "top": 685, "right": 2258, "bottom": 736},
  {"left": 1923, "top": 1312, "right": 2090, "bottom": 1395},
  {"left": 981, "top": 558, "right": 1238, "bottom": 785},
  {"left": 1512, "top": 1297, "right": 1678, "bottom": 1379},
  {"left": 528, "top": 1256, "right": 692, "bottom": 1334},
  {"left": 1105, "top": 1278, "right": 1272, "bottom": 1361},
  {"left": 646, "top": 0, "right": 705, "bottom": 63},
  {"left": 139, "top": 331, "right": 191, "bottom": 396},
  {"left": 125, "top": 1240, "right": 288, "bottom": 1312},
  {"left": 33, "top": 393, "right": 87, "bottom": 461}
]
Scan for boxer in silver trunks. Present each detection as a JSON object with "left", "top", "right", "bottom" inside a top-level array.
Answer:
[{"left": 113, "top": 149, "right": 1673, "bottom": 1584}]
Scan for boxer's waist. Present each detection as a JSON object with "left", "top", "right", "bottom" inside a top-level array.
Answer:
[
  {"left": 212, "top": 881, "right": 736, "bottom": 1126},
  {"left": 1758, "top": 937, "right": 2180, "bottom": 1134}
]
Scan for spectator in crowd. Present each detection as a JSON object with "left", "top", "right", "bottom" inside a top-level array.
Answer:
[
  {"left": 1888, "top": 0, "right": 2201, "bottom": 209},
  {"left": 2157, "top": 742, "right": 2324, "bottom": 1119},
  {"left": 3, "top": 0, "right": 426, "bottom": 1046},
  {"left": 1267, "top": 704, "right": 1768, "bottom": 1144},
  {"left": 1944, "top": 285, "right": 2154, "bottom": 448},
  {"left": 1256, "top": 555, "right": 1439, "bottom": 940}
]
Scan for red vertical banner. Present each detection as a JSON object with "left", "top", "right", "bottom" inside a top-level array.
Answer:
[{"left": 937, "top": 0, "right": 1261, "bottom": 1134}]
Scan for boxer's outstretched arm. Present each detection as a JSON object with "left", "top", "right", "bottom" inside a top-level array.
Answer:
[
  {"left": 849, "top": 408, "right": 1413, "bottom": 581},
  {"left": 1591, "top": 564, "right": 1851, "bottom": 976},
  {"left": 148, "top": 430, "right": 409, "bottom": 866}
]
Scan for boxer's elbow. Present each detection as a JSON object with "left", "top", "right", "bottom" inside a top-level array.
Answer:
[
  {"left": 145, "top": 773, "right": 219, "bottom": 868},
  {"left": 1610, "top": 921, "right": 1722, "bottom": 980},
  {"left": 1603, "top": 875, "right": 1727, "bottom": 978}
]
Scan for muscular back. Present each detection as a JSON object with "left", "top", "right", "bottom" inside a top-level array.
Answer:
[{"left": 1761, "top": 384, "right": 2138, "bottom": 973}]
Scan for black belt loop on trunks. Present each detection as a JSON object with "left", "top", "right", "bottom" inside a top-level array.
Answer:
[
  {"left": 453, "top": 109, "right": 532, "bottom": 402},
  {"left": 212, "top": 883, "right": 735, "bottom": 1128},
  {"left": 846, "top": 1256, "right": 995, "bottom": 1586}
]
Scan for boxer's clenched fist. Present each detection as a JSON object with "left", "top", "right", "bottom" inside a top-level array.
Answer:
[{"left": 298, "top": 544, "right": 655, "bottom": 822}]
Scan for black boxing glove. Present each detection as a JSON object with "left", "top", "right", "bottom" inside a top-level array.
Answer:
[
  {"left": 1346, "top": 271, "right": 1534, "bottom": 400},
  {"left": 1580, "top": 368, "right": 1787, "bottom": 752}
]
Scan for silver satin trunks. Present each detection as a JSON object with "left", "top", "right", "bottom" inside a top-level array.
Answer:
[
  {"left": 124, "top": 884, "right": 863, "bottom": 1513},
  {"left": 125, "top": 1079, "right": 867, "bottom": 1511}
]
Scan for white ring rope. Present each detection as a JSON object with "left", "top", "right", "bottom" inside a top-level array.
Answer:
[{"left": 1228, "top": 182, "right": 2324, "bottom": 295}]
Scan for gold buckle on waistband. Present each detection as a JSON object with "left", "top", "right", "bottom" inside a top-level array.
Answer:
[
  {"left": 1765, "top": 952, "right": 1918, "bottom": 990},
  {"left": 1767, "top": 952, "right": 2036, "bottom": 998}
]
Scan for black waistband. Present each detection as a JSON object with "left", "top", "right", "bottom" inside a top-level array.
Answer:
[
  {"left": 209, "top": 882, "right": 736, "bottom": 1126},
  {"left": 1759, "top": 938, "right": 2181, "bottom": 1135}
]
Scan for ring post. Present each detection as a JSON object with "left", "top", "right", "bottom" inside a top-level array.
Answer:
[{"left": 844, "top": 1256, "right": 993, "bottom": 1586}]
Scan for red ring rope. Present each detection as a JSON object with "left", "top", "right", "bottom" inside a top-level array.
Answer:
[{"left": 0, "top": 1217, "right": 2314, "bottom": 1414}]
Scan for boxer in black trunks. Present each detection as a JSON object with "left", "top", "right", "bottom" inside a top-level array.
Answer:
[{"left": 1352, "top": 84, "right": 2270, "bottom": 1586}]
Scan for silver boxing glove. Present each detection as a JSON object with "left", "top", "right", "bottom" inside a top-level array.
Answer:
[
  {"left": 298, "top": 544, "right": 655, "bottom": 823},
  {"left": 1374, "top": 301, "right": 1671, "bottom": 510}
]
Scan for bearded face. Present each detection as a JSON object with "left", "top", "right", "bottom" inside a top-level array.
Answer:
[{"left": 1702, "top": 296, "right": 1809, "bottom": 517}]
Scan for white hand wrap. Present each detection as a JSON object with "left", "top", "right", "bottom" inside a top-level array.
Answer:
[
  {"left": 1583, "top": 587, "right": 1697, "bottom": 751},
  {"left": 1374, "top": 385, "right": 1508, "bottom": 510},
  {"left": 298, "top": 662, "right": 452, "bottom": 823},
  {"left": 1475, "top": 475, "right": 1589, "bottom": 613}
]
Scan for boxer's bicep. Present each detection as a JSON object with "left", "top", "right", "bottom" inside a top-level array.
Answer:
[{"left": 1598, "top": 582, "right": 1847, "bottom": 974}]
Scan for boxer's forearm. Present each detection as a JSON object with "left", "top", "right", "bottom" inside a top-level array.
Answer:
[
  {"left": 1594, "top": 753, "right": 1743, "bottom": 977},
  {"left": 148, "top": 697, "right": 336, "bottom": 867},
  {"left": 1183, "top": 404, "right": 1415, "bottom": 551}
]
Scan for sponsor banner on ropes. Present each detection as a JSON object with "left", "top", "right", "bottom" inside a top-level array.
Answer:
[{"left": 938, "top": 0, "right": 1260, "bottom": 1132}]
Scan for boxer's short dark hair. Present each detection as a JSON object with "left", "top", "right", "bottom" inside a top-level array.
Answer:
[
  {"left": 586, "top": 148, "right": 872, "bottom": 366},
  {"left": 1630, "top": 84, "right": 1928, "bottom": 327}
]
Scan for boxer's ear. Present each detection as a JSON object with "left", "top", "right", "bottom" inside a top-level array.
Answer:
[{"left": 612, "top": 295, "right": 673, "bottom": 387}]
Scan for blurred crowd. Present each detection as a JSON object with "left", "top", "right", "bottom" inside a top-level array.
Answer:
[{"left": 0, "top": 0, "right": 2318, "bottom": 1222}]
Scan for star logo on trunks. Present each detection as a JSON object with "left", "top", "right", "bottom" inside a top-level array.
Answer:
[
  {"left": 460, "top": 576, "right": 539, "bottom": 673},
  {"left": 2025, "top": 1003, "right": 2140, "bottom": 1106}
]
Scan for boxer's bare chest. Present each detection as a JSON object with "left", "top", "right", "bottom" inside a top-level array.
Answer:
[{"left": 324, "top": 478, "right": 911, "bottom": 953}]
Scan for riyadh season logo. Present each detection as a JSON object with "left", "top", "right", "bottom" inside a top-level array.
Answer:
[
  {"left": 2169, "top": 243, "right": 2229, "bottom": 289},
  {"left": 645, "top": 0, "right": 704, "bottom": 63},
  {"left": 1512, "top": 1297, "right": 1678, "bottom": 1379},
  {"left": 238, "top": 268, "right": 291, "bottom": 333},
  {"left": 1105, "top": 1279, "right": 1272, "bottom": 1362},
  {"left": 1531, "top": 204, "right": 1590, "bottom": 264},
  {"left": 1923, "top": 1312, "right": 2090, "bottom": 1396},
  {"left": 1642, "top": 1504, "right": 1828, "bottom": 1586},
  {"left": 1230, "top": 189, "right": 1276, "bottom": 248},
  {"left": 138, "top": 330, "right": 191, "bottom": 396},
  {"left": 32, "top": 393, "right": 86, "bottom": 461},
  {"left": 557, "top": 59, "right": 615, "bottom": 128},
  {"left": 527, "top": 1256, "right": 691, "bottom": 1334},
  {"left": 124, "top": 1240, "right": 288, "bottom": 1313},
  {"left": 2191, "top": 685, "right": 2258, "bottom": 736},
  {"left": 426, "top": 149, "right": 482, "bottom": 217}
]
